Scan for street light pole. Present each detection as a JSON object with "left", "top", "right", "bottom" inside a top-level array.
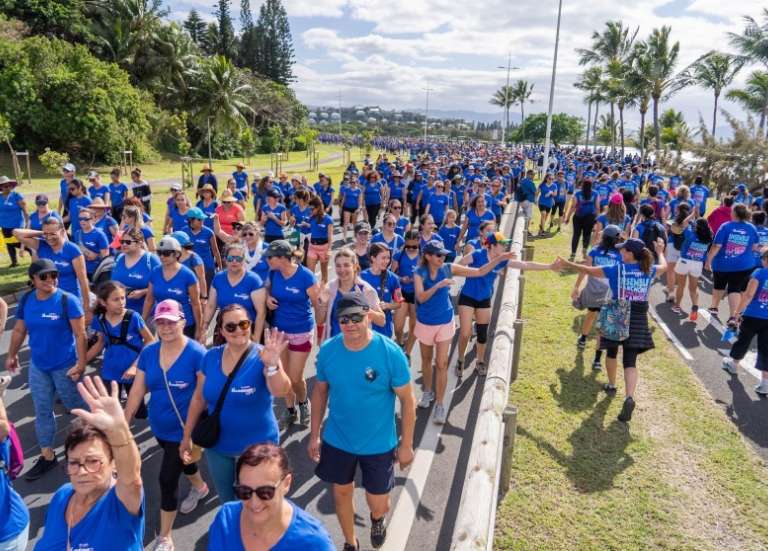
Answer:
[
  {"left": 501, "top": 53, "right": 512, "bottom": 148},
  {"left": 207, "top": 116, "right": 213, "bottom": 167},
  {"left": 338, "top": 91, "right": 343, "bottom": 137},
  {"left": 423, "top": 82, "right": 434, "bottom": 142},
  {"left": 542, "top": 0, "right": 563, "bottom": 174}
]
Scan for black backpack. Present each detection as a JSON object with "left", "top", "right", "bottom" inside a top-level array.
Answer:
[
  {"left": 642, "top": 221, "right": 666, "bottom": 260},
  {"left": 19, "top": 289, "right": 69, "bottom": 322},
  {"left": 98, "top": 309, "right": 142, "bottom": 354}
]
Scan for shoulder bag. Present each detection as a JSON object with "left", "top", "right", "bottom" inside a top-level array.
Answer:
[
  {"left": 161, "top": 361, "right": 203, "bottom": 463},
  {"left": 597, "top": 264, "right": 631, "bottom": 342}
]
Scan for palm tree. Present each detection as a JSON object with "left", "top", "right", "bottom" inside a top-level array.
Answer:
[
  {"left": 729, "top": 9, "right": 768, "bottom": 68},
  {"left": 573, "top": 66, "right": 603, "bottom": 149},
  {"left": 489, "top": 85, "right": 515, "bottom": 138},
  {"left": 726, "top": 71, "right": 768, "bottom": 136},
  {"left": 644, "top": 26, "right": 686, "bottom": 151},
  {"left": 147, "top": 22, "right": 200, "bottom": 110},
  {"left": 626, "top": 42, "right": 653, "bottom": 160},
  {"left": 681, "top": 51, "right": 744, "bottom": 139},
  {"left": 510, "top": 80, "right": 534, "bottom": 143}
]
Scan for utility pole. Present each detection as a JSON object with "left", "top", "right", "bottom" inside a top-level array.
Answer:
[
  {"left": 423, "top": 82, "right": 433, "bottom": 142},
  {"left": 497, "top": 54, "right": 520, "bottom": 148},
  {"left": 207, "top": 116, "right": 213, "bottom": 167},
  {"left": 338, "top": 91, "right": 343, "bottom": 137},
  {"left": 542, "top": 0, "right": 563, "bottom": 174}
]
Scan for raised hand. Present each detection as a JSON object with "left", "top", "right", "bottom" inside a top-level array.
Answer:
[
  {"left": 71, "top": 376, "right": 127, "bottom": 434},
  {"left": 260, "top": 328, "right": 288, "bottom": 366}
]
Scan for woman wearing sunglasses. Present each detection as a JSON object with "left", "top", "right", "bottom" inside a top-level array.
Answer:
[
  {"left": 120, "top": 203, "right": 156, "bottom": 252},
  {"left": 307, "top": 197, "right": 334, "bottom": 284},
  {"left": 75, "top": 208, "right": 110, "bottom": 281},
  {"left": 360, "top": 243, "right": 402, "bottom": 338},
  {"left": 181, "top": 207, "right": 221, "bottom": 293},
  {"left": 392, "top": 230, "right": 421, "bottom": 359},
  {"left": 63, "top": 178, "right": 92, "bottom": 240},
  {"left": 112, "top": 228, "right": 160, "bottom": 315},
  {"left": 124, "top": 300, "right": 209, "bottom": 551},
  {"left": 387, "top": 199, "right": 410, "bottom": 238},
  {"left": 205, "top": 242, "right": 267, "bottom": 344},
  {"left": 241, "top": 222, "right": 270, "bottom": 281},
  {"left": 371, "top": 214, "right": 405, "bottom": 252},
  {"left": 143, "top": 236, "right": 204, "bottom": 342},
  {"left": 181, "top": 306, "right": 291, "bottom": 503},
  {"left": 209, "top": 443, "right": 333, "bottom": 550}
]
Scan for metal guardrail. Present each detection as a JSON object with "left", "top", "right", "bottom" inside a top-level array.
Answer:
[{"left": 451, "top": 202, "right": 526, "bottom": 551}]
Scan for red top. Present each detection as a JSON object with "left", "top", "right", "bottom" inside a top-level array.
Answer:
[
  {"left": 215, "top": 203, "right": 244, "bottom": 235},
  {"left": 707, "top": 205, "right": 732, "bottom": 236}
]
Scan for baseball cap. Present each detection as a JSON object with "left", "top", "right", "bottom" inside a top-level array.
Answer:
[
  {"left": 484, "top": 232, "right": 512, "bottom": 246},
  {"left": 267, "top": 188, "right": 282, "bottom": 199},
  {"left": 153, "top": 299, "right": 185, "bottom": 322},
  {"left": 156, "top": 236, "right": 182, "bottom": 252},
  {"left": 264, "top": 239, "right": 293, "bottom": 259},
  {"left": 62, "top": 163, "right": 76, "bottom": 173},
  {"left": 170, "top": 231, "right": 191, "bottom": 247},
  {"left": 423, "top": 240, "right": 451, "bottom": 256},
  {"left": 354, "top": 221, "right": 371, "bottom": 234},
  {"left": 35, "top": 194, "right": 49, "bottom": 205},
  {"left": 602, "top": 224, "right": 622, "bottom": 239},
  {"left": 28, "top": 258, "right": 58, "bottom": 278},
  {"left": 616, "top": 238, "right": 646, "bottom": 255},
  {"left": 609, "top": 193, "right": 623, "bottom": 205},
  {"left": 335, "top": 292, "right": 370, "bottom": 318},
  {"left": 170, "top": 182, "right": 182, "bottom": 192},
  {"left": 87, "top": 170, "right": 99, "bottom": 180},
  {"left": 185, "top": 207, "right": 206, "bottom": 220}
]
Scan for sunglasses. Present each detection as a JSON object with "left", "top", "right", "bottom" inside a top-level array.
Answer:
[
  {"left": 233, "top": 475, "right": 287, "bottom": 501},
  {"left": 391, "top": 206, "right": 402, "bottom": 210},
  {"left": 405, "top": 245, "right": 418, "bottom": 250},
  {"left": 244, "top": 232, "right": 258, "bottom": 237},
  {"left": 37, "top": 272, "right": 59, "bottom": 281},
  {"left": 226, "top": 255, "right": 244, "bottom": 263},
  {"left": 339, "top": 313, "right": 366, "bottom": 325},
  {"left": 223, "top": 319, "right": 251, "bottom": 333},
  {"left": 120, "top": 240, "right": 135, "bottom": 246},
  {"left": 430, "top": 252, "right": 446, "bottom": 258},
  {"left": 384, "top": 221, "right": 395, "bottom": 227},
  {"left": 158, "top": 250, "right": 177, "bottom": 257},
  {"left": 79, "top": 217, "right": 92, "bottom": 222}
]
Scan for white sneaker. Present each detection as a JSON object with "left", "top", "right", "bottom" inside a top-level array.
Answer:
[
  {"left": 417, "top": 391, "right": 434, "bottom": 409},
  {"left": 755, "top": 382, "right": 768, "bottom": 396},
  {"left": 0, "top": 375, "right": 11, "bottom": 398},
  {"left": 721, "top": 357, "right": 737, "bottom": 375},
  {"left": 179, "top": 483, "right": 209, "bottom": 514},
  {"left": 433, "top": 404, "right": 447, "bottom": 425},
  {"left": 152, "top": 537, "right": 174, "bottom": 551}
]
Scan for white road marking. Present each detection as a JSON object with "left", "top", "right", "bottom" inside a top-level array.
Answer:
[
  {"left": 698, "top": 309, "right": 763, "bottom": 381},
  {"left": 649, "top": 307, "right": 693, "bottom": 361}
]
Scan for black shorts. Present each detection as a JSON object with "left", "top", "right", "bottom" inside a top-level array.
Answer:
[
  {"left": 315, "top": 441, "right": 395, "bottom": 495},
  {"left": 458, "top": 294, "right": 492, "bottom": 309},
  {"left": 555, "top": 201, "right": 566, "bottom": 217},
  {"left": 402, "top": 290, "right": 415, "bottom": 304},
  {"left": 342, "top": 206, "right": 358, "bottom": 215},
  {"left": 587, "top": 306, "right": 601, "bottom": 312},
  {"left": 713, "top": 269, "right": 752, "bottom": 294},
  {"left": 538, "top": 204, "right": 552, "bottom": 213}
]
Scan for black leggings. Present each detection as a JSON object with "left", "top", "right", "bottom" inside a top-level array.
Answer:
[
  {"left": 571, "top": 214, "right": 596, "bottom": 255},
  {"left": 730, "top": 315, "right": 768, "bottom": 363},
  {"left": 409, "top": 201, "right": 421, "bottom": 224},
  {"left": 107, "top": 379, "right": 147, "bottom": 419},
  {"left": 366, "top": 204, "right": 381, "bottom": 227},
  {"left": 157, "top": 438, "right": 199, "bottom": 511},
  {"left": 2, "top": 228, "right": 19, "bottom": 264},
  {"left": 604, "top": 345, "right": 642, "bottom": 369}
]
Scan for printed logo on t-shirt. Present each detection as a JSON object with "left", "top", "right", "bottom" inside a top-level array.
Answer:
[
  {"left": 41, "top": 312, "right": 61, "bottom": 321},
  {"left": 168, "top": 381, "right": 190, "bottom": 390},
  {"left": 686, "top": 241, "right": 708, "bottom": 261},
  {"left": 233, "top": 293, "right": 249, "bottom": 301},
  {"left": 231, "top": 385, "right": 256, "bottom": 395},
  {"left": 284, "top": 286, "right": 300, "bottom": 294},
  {"left": 166, "top": 287, "right": 184, "bottom": 296},
  {"left": 53, "top": 260, "right": 69, "bottom": 269},
  {"left": 725, "top": 231, "right": 750, "bottom": 258},
  {"left": 128, "top": 272, "right": 144, "bottom": 280}
]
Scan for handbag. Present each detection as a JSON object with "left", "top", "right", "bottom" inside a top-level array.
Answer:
[
  {"left": 597, "top": 264, "right": 631, "bottom": 342},
  {"left": 161, "top": 365, "right": 203, "bottom": 463},
  {"left": 192, "top": 344, "right": 253, "bottom": 448}
]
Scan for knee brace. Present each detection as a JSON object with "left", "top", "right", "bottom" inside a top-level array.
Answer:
[{"left": 476, "top": 323, "right": 489, "bottom": 344}]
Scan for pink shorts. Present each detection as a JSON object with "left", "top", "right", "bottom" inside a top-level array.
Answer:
[
  {"left": 284, "top": 331, "right": 313, "bottom": 352},
  {"left": 307, "top": 242, "right": 330, "bottom": 262},
  {"left": 414, "top": 319, "right": 456, "bottom": 346}
]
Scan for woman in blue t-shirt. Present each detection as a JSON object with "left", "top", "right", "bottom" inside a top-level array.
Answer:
[
  {"left": 564, "top": 179, "right": 599, "bottom": 261},
  {"left": 261, "top": 189, "right": 288, "bottom": 243},
  {"left": 120, "top": 203, "right": 156, "bottom": 252},
  {"left": 182, "top": 207, "right": 222, "bottom": 292},
  {"left": 0, "top": 395, "right": 29, "bottom": 550},
  {"left": 458, "top": 194, "right": 495, "bottom": 244},
  {"left": 361, "top": 243, "right": 403, "bottom": 338},
  {"left": 723, "top": 251, "right": 768, "bottom": 394},
  {"left": 363, "top": 171, "right": 386, "bottom": 226},
  {"left": 388, "top": 199, "right": 411, "bottom": 237},
  {"left": 208, "top": 443, "right": 334, "bottom": 550},
  {"left": 181, "top": 305, "right": 292, "bottom": 503},
  {"left": 339, "top": 178, "right": 363, "bottom": 242},
  {"left": 392, "top": 230, "right": 421, "bottom": 360},
  {"left": 124, "top": 299, "right": 209, "bottom": 550},
  {"left": 164, "top": 191, "right": 192, "bottom": 233},
  {"left": 34, "top": 375, "right": 144, "bottom": 551},
  {"left": 592, "top": 193, "right": 631, "bottom": 247},
  {"left": 0, "top": 177, "right": 27, "bottom": 268},
  {"left": 536, "top": 173, "right": 557, "bottom": 236},
  {"left": 705, "top": 203, "right": 760, "bottom": 327},
  {"left": 560, "top": 237, "right": 668, "bottom": 423},
  {"left": 196, "top": 184, "right": 219, "bottom": 231},
  {"left": 371, "top": 213, "right": 405, "bottom": 252},
  {"left": 306, "top": 197, "right": 334, "bottom": 284},
  {"left": 112, "top": 228, "right": 161, "bottom": 314},
  {"left": 414, "top": 240, "right": 515, "bottom": 425},
  {"left": 673, "top": 217, "right": 713, "bottom": 320}
]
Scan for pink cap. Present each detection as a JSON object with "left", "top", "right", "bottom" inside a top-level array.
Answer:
[
  {"left": 154, "top": 299, "right": 184, "bottom": 322},
  {"left": 609, "top": 193, "right": 623, "bottom": 205}
]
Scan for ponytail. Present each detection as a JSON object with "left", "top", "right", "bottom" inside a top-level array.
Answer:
[{"left": 636, "top": 248, "right": 654, "bottom": 275}]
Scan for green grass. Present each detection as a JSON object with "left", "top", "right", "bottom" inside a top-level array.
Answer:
[{"left": 494, "top": 215, "right": 768, "bottom": 550}]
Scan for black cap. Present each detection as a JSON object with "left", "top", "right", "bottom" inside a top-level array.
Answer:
[
  {"left": 335, "top": 292, "right": 370, "bottom": 317},
  {"left": 616, "top": 238, "right": 646, "bottom": 255},
  {"left": 264, "top": 239, "right": 293, "bottom": 258},
  {"left": 29, "top": 258, "right": 58, "bottom": 278},
  {"left": 267, "top": 188, "right": 282, "bottom": 199}
]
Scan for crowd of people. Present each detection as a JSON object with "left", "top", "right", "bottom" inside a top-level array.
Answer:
[{"left": 1, "top": 141, "right": 767, "bottom": 550}]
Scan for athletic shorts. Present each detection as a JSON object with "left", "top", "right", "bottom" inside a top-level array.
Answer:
[
  {"left": 666, "top": 244, "right": 680, "bottom": 263},
  {"left": 402, "top": 290, "right": 415, "bottom": 304},
  {"left": 537, "top": 204, "right": 552, "bottom": 214},
  {"left": 675, "top": 258, "right": 703, "bottom": 278},
  {"left": 414, "top": 319, "right": 456, "bottom": 346},
  {"left": 587, "top": 306, "right": 602, "bottom": 312},
  {"left": 458, "top": 294, "right": 492, "bottom": 309},
  {"left": 713, "top": 269, "right": 752, "bottom": 294},
  {"left": 342, "top": 206, "right": 358, "bottom": 215},
  {"left": 307, "top": 242, "right": 330, "bottom": 262},
  {"left": 520, "top": 200, "right": 533, "bottom": 219},
  {"left": 315, "top": 441, "right": 395, "bottom": 495},
  {"left": 283, "top": 330, "right": 313, "bottom": 352},
  {"left": 554, "top": 201, "right": 566, "bottom": 217}
]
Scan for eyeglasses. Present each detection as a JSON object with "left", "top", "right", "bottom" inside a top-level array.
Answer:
[
  {"left": 384, "top": 222, "right": 395, "bottom": 227},
  {"left": 79, "top": 217, "right": 91, "bottom": 222},
  {"left": 66, "top": 457, "right": 103, "bottom": 475},
  {"left": 120, "top": 240, "right": 135, "bottom": 246},
  {"left": 233, "top": 475, "right": 287, "bottom": 501},
  {"left": 223, "top": 319, "right": 251, "bottom": 333},
  {"left": 37, "top": 272, "right": 58, "bottom": 281},
  {"left": 226, "top": 255, "right": 244, "bottom": 263},
  {"left": 405, "top": 245, "right": 418, "bottom": 250},
  {"left": 339, "top": 313, "right": 366, "bottom": 325},
  {"left": 158, "top": 250, "right": 177, "bottom": 257},
  {"left": 244, "top": 232, "right": 257, "bottom": 237}
]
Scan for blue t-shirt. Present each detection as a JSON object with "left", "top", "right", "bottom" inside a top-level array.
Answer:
[
  {"left": 394, "top": 250, "right": 419, "bottom": 293},
  {"left": 182, "top": 251, "right": 204, "bottom": 273},
  {"left": 518, "top": 178, "right": 536, "bottom": 202},
  {"left": 360, "top": 269, "right": 401, "bottom": 337},
  {"left": 291, "top": 204, "right": 313, "bottom": 235},
  {"left": 30, "top": 210, "right": 62, "bottom": 231},
  {"left": 342, "top": 185, "right": 362, "bottom": 210},
  {"left": 574, "top": 190, "right": 597, "bottom": 217},
  {"left": 182, "top": 225, "right": 216, "bottom": 270},
  {"left": 0, "top": 190, "right": 24, "bottom": 228},
  {"left": 314, "top": 184, "right": 334, "bottom": 208},
  {"left": 316, "top": 333, "right": 410, "bottom": 455},
  {"left": 201, "top": 345, "right": 278, "bottom": 455},
  {"left": 596, "top": 214, "right": 632, "bottom": 232},
  {"left": 602, "top": 262, "right": 657, "bottom": 302},
  {"left": 262, "top": 203, "right": 287, "bottom": 238},
  {"left": 94, "top": 214, "right": 118, "bottom": 240},
  {"left": 38, "top": 240, "right": 84, "bottom": 299},
  {"left": 168, "top": 205, "right": 188, "bottom": 232},
  {"left": 67, "top": 195, "right": 92, "bottom": 240},
  {"left": 34, "top": 484, "right": 144, "bottom": 551},
  {"left": 680, "top": 228, "right": 710, "bottom": 262},
  {"left": 196, "top": 200, "right": 218, "bottom": 230},
  {"left": 460, "top": 249, "right": 507, "bottom": 301},
  {"left": 19, "top": 289, "right": 83, "bottom": 372},
  {"left": 109, "top": 182, "right": 129, "bottom": 207},
  {"left": 388, "top": 179, "right": 406, "bottom": 201},
  {"left": 309, "top": 214, "right": 333, "bottom": 241},
  {"left": 690, "top": 184, "right": 709, "bottom": 215},
  {"left": 208, "top": 500, "right": 334, "bottom": 551},
  {"left": 712, "top": 221, "right": 759, "bottom": 272},
  {"left": 90, "top": 310, "right": 146, "bottom": 383},
  {"left": 364, "top": 180, "right": 384, "bottom": 205},
  {"left": 88, "top": 185, "right": 109, "bottom": 202},
  {"left": 212, "top": 271, "right": 263, "bottom": 321},
  {"left": 149, "top": 264, "right": 198, "bottom": 327},
  {"left": 78, "top": 227, "right": 110, "bottom": 274},
  {"left": 465, "top": 209, "right": 495, "bottom": 240},
  {"left": 756, "top": 226, "right": 768, "bottom": 267},
  {"left": 112, "top": 252, "right": 161, "bottom": 313},
  {"left": 428, "top": 193, "right": 450, "bottom": 223},
  {"left": 588, "top": 247, "right": 621, "bottom": 272},
  {"left": 371, "top": 232, "right": 404, "bottom": 251},
  {"left": 0, "top": 438, "right": 28, "bottom": 543},
  {"left": 537, "top": 182, "right": 557, "bottom": 208},
  {"left": 138, "top": 339, "right": 205, "bottom": 442},
  {"left": 439, "top": 225, "right": 461, "bottom": 252},
  {"left": 395, "top": 216, "right": 410, "bottom": 237},
  {"left": 415, "top": 264, "right": 454, "bottom": 325},
  {"left": 744, "top": 268, "right": 768, "bottom": 319},
  {"left": 270, "top": 265, "right": 317, "bottom": 333},
  {"left": 232, "top": 171, "right": 249, "bottom": 192}
]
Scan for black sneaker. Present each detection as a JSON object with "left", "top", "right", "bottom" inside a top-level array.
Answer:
[
  {"left": 602, "top": 383, "right": 617, "bottom": 395},
  {"left": 618, "top": 397, "right": 636, "bottom": 423},
  {"left": 576, "top": 335, "right": 587, "bottom": 350},
  {"left": 342, "top": 539, "right": 359, "bottom": 551},
  {"left": 370, "top": 514, "right": 387, "bottom": 548},
  {"left": 25, "top": 455, "right": 58, "bottom": 481}
]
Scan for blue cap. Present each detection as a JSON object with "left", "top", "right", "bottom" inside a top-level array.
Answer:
[
  {"left": 171, "top": 231, "right": 191, "bottom": 247},
  {"left": 423, "top": 240, "right": 450, "bottom": 256},
  {"left": 616, "top": 238, "right": 646, "bottom": 255},
  {"left": 186, "top": 207, "right": 206, "bottom": 220}
]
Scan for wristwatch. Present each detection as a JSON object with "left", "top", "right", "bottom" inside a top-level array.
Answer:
[{"left": 266, "top": 365, "right": 279, "bottom": 377}]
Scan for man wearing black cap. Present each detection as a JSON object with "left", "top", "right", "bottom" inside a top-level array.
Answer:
[{"left": 308, "top": 293, "right": 416, "bottom": 550}]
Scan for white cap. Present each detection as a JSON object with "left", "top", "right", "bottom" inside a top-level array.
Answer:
[
  {"left": 62, "top": 163, "right": 76, "bottom": 173},
  {"left": 267, "top": 171, "right": 274, "bottom": 178},
  {"left": 170, "top": 182, "right": 182, "bottom": 191}
]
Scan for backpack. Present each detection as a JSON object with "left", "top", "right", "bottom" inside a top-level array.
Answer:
[
  {"left": 1, "top": 422, "right": 24, "bottom": 480},
  {"left": 98, "top": 309, "right": 142, "bottom": 354},
  {"left": 18, "top": 289, "right": 69, "bottom": 322},
  {"left": 641, "top": 221, "right": 666, "bottom": 259}
]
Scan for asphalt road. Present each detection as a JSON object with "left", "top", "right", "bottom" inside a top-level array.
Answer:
[{"left": 1, "top": 219, "right": 492, "bottom": 551}]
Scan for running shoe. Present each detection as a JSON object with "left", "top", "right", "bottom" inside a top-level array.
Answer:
[
  {"left": 455, "top": 359, "right": 464, "bottom": 378},
  {"left": 0, "top": 375, "right": 11, "bottom": 398},
  {"left": 755, "top": 382, "right": 768, "bottom": 396},
  {"left": 370, "top": 515, "right": 387, "bottom": 548},
  {"left": 568, "top": 253, "right": 576, "bottom": 262},
  {"left": 708, "top": 307, "right": 719, "bottom": 317},
  {"left": 721, "top": 357, "right": 737, "bottom": 375},
  {"left": 617, "top": 396, "right": 636, "bottom": 423},
  {"left": 298, "top": 401, "right": 311, "bottom": 425},
  {"left": 343, "top": 539, "right": 360, "bottom": 551},
  {"left": 282, "top": 407, "right": 298, "bottom": 428},
  {"left": 179, "top": 483, "right": 209, "bottom": 514},
  {"left": 576, "top": 335, "right": 587, "bottom": 350},
  {"left": 417, "top": 391, "right": 435, "bottom": 409},
  {"left": 592, "top": 360, "right": 602, "bottom": 371},
  {"left": 602, "top": 383, "right": 617, "bottom": 395},
  {"left": 152, "top": 537, "right": 174, "bottom": 551},
  {"left": 433, "top": 404, "right": 447, "bottom": 425},
  {"left": 671, "top": 305, "right": 682, "bottom": 314},
  {"left": 689, "top": 305, "right": 699, "bottom": 322},
  {"left": 25, "top": 455, "right": 58, "bottom": 481},
  {"left": 476, "top": 361, "right": 488, "bottom": 376}
]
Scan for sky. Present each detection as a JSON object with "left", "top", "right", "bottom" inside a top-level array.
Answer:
[{"left": 170, "top": 0, "right": 763, "bottom": 133}]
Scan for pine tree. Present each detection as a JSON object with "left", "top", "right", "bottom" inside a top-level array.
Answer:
[
  {"left": 254, "top": 0, "right": 295, "bottom": 84},
  {"left": 240, "top": 0, "right": 253, "bottom": 28},
  {"left": 214, "top": 0, "right": 237, "bottom": 59},
  {"left": 238, "top": 0, "right": 258, "bottom": 69},
  {"left": 183, "top": 10, "right": 206, "bottom": 44}
]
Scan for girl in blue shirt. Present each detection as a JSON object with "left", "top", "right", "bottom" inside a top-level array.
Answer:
[
  {"left": 196, "top": 185, "right": 219, "bottom": 231},
  {"left": 536, "top": 173, "right": 557, "bottom": 235},
  {"left": 261, "top": 190, "right": 288, "bottom": 243},
  {"left": 425, "top": 181, "right": 450, "bottom": 226},
  {"left": 313, "top": 175, "right": 335, "bottom": 213},
  {"left": 392, "top": 231, "right": 421, "bottom": 359},
  {"left": 29, "top": 195, "right": 58, "bottom": 231},
  {"left": 388, "top": 199, "right": 410, "bottom": 237},
  {"left": 339, "top": 179, "right": 363, "bottom": 242},
  {"left": 64, "top": 179, "right": 92, "bottom": 240},
  {"left": 459, "top": 194, "right": 495, "bottom": 244},
  {"left": 0, "top": 178, "right": 27, "bottom": 268},
  {"left": 165, "top": 192, "right": 191, "bottom": 233},
  {"left": 182, "top": 208, "right": 222, "bottom": 290},
  {"left": 438, "top": 209, "right": 461, "bottom": 262},
  {"left": 108, "top": 170, "right": 129, "bottom": 220},
  {"left": 75, "top": 212, "right": 110, "bottom": 277},
  {"left": 120, "top": 204, "right": 156, "bottom": 252},
  {"left": 674, "top": 218, "right": 712, "bottom": 320},
  {"left": 112, "top": 228, "right": 161, "bottom": 313},
  {"left": 181, "top": 306, "right": 292, "bottom": 503},
  {"left": 363, "top": 172, "right": 385, "bottom": 226},
  {"left": 306, "top": 197, "right": 334, "bottom": 284},
  {"left": 361, "top": 243, "right": 403, "bottom": 338}
]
